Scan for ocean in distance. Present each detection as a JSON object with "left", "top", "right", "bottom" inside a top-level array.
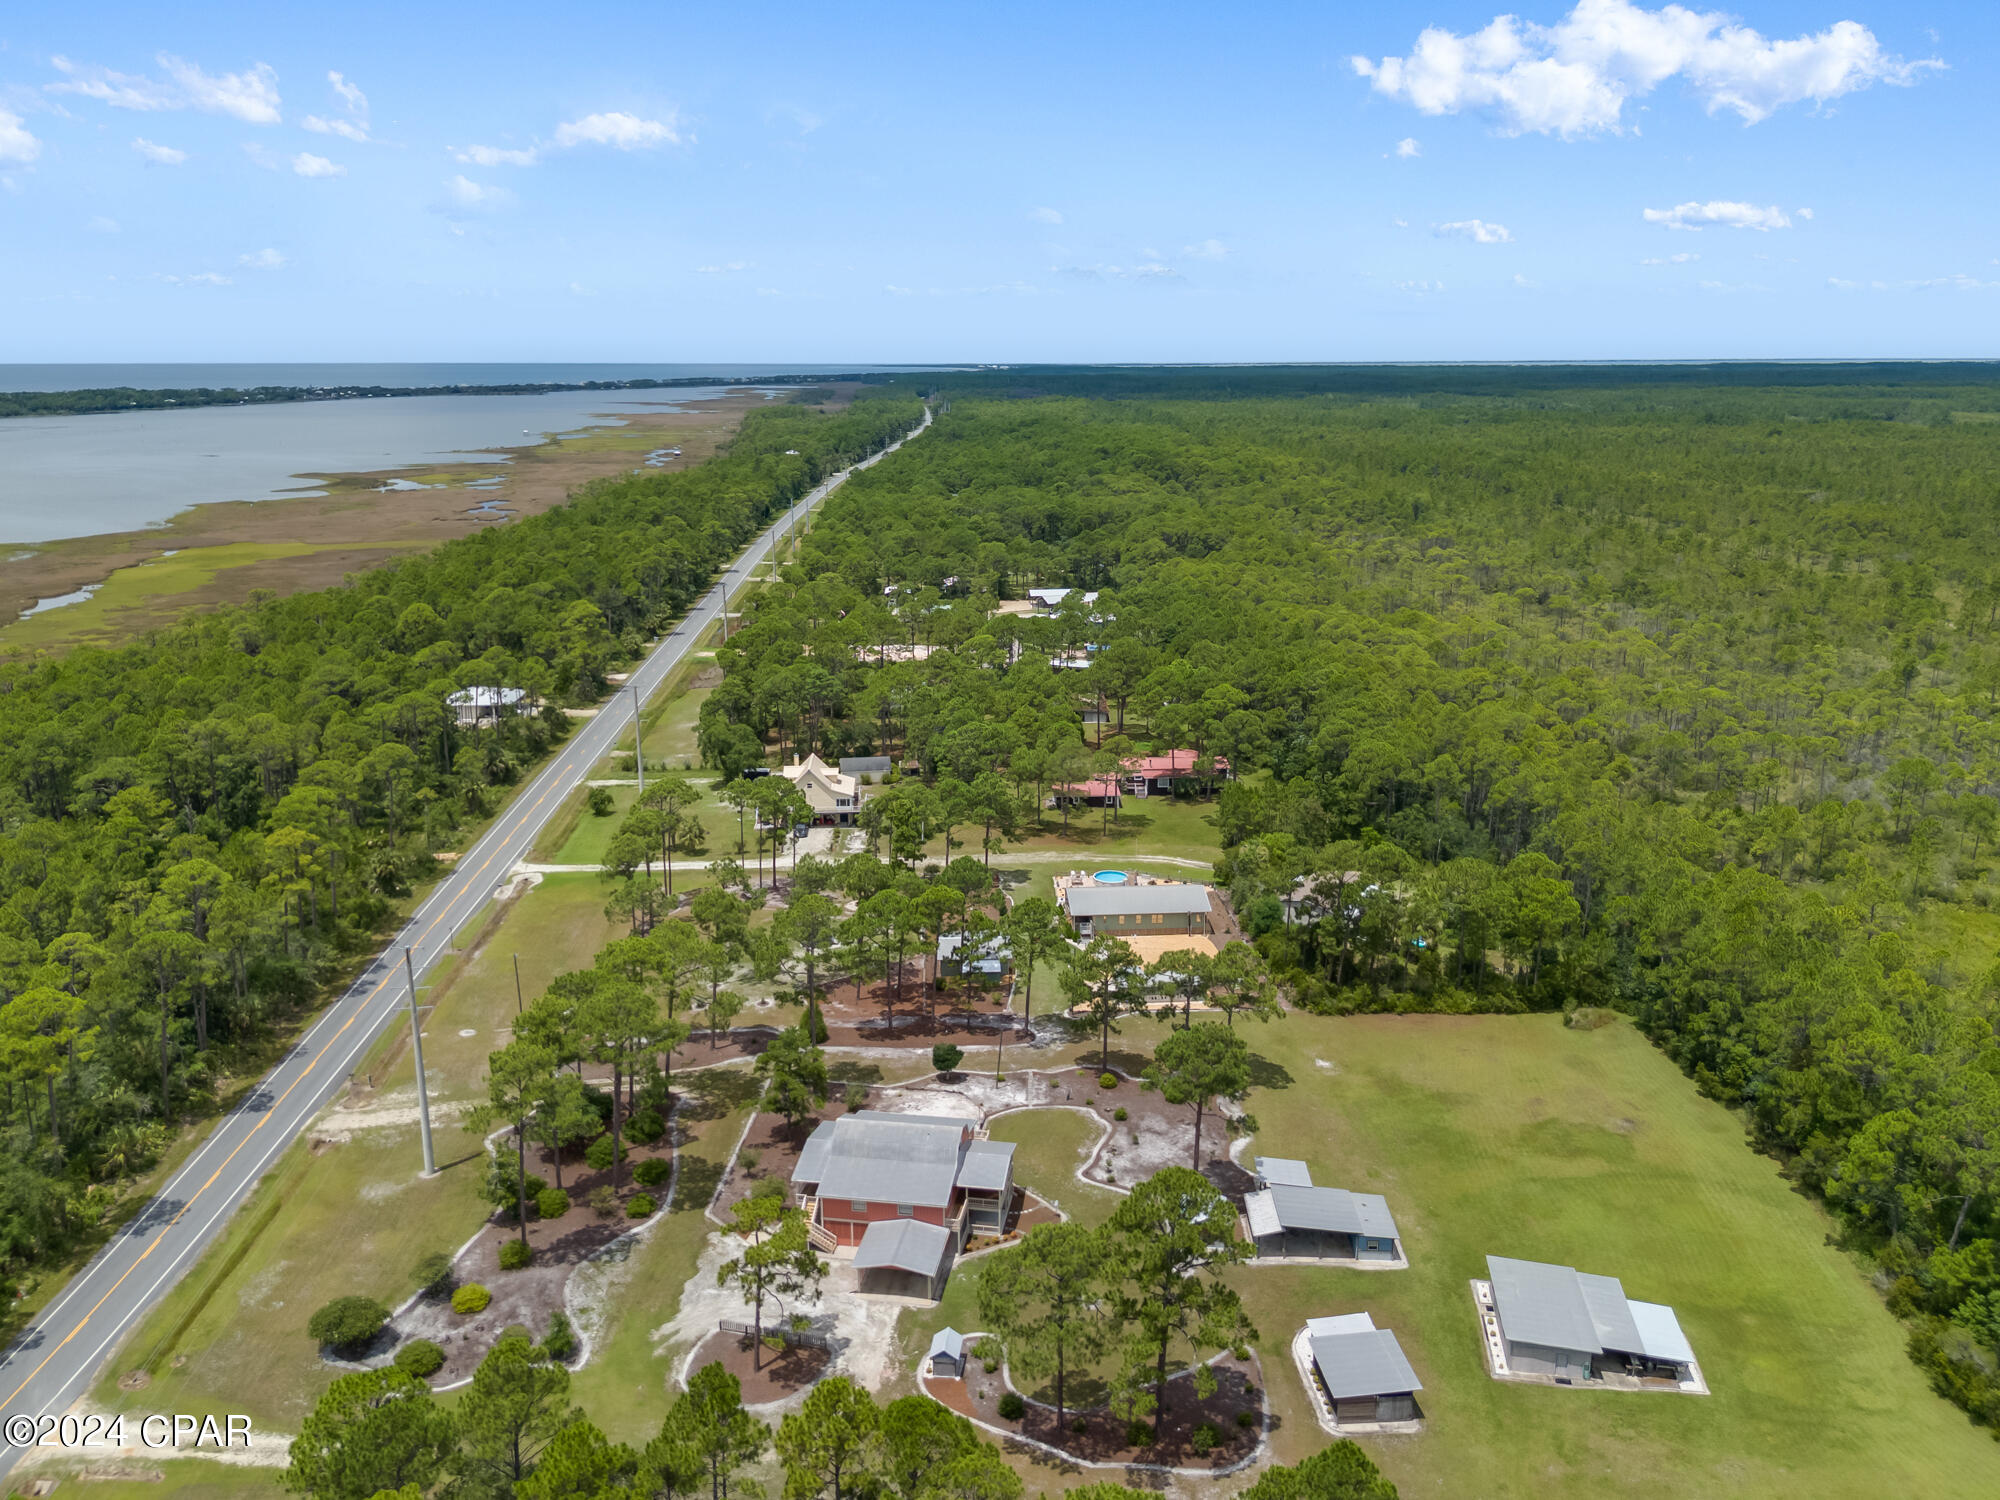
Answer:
[
  {"left": 0, "top": 364, "right": 919, "bottom": 546},
  {"left": 0, "top": 362, "right": 915, "bottom": 394}
]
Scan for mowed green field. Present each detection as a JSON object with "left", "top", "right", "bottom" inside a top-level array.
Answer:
[{"left": 1232, "top": 1013, "right": 2000, "bottom": 1499}]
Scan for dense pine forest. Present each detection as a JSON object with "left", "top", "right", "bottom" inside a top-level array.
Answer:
[
  {"left": 698, "top": 373, "right": 2000, "bottom": 1430},
  {"left": 0, "top": 391, "right": 921, "bottom": 1295}
]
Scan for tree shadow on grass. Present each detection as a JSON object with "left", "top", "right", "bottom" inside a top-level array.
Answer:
[
  {"left": 673, "top": 1154, "right": 726, "bottom": 1213},
  {"left": 827, "top": 1060, "right": 883, "bottom": 1086},
  {"left": 1246, "top": 1053, "right": 1294, "bottom": 1091},
  {"left": 678, "top": 1068, "right": 761, "bottom": 1122}
]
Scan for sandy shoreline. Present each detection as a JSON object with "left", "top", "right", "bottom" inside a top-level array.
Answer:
[{"left": 0, "top": 386, "right": 815, "bottom": 654}]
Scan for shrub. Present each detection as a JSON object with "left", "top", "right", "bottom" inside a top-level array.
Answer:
[
  {"left": 626, "top": 1109, "right": 666, "bottom": 1146},
  {"left": 1070, "top": 1416, "right": 1088, "bottom": 1434},
  {"left": 499, "top": 1240, "right": 533, "bottom": 1271},
  {"left": 740, "top": 1149, "right": 760, "bottom": 1173},
  {"left": 633, "top": 1157, "right": 672, "bottom": 1188},
  {"left": 411, "top": 1251, "right": 454, "bottom": 1298},
  {"left": 1565, "top": 1005, "right": 1618, "bottom": 1031},
  {"left": 997, "top": 1391, "right": 1025, "bottom": 1420},
  {"left": 1099, "top": 1072, "right": 1118, "bottom": 1089},
  {"left": 583, "top": 1085, "right": 614, "bottom": 1124},
  {"left": 1231, "top": 1344, "right": 1252, "bottom": 1361},
  {"left": 1125, "top": 1420, "right": 1153, "bottom": 1448},
  {"left": 394, "top": 1339, "right": 445, "bottom": 1378},
  {"left": 587, "top": 786, "right": 616, "bottom": 817},
  {"left": 844, "top": 1082, "right": 868, "bottom": 1111},
  {"left": 452, "top": 1283, "right": 492, "bottom": 1316},
  {"left": 541, "top": 1310, "right": 578, "bottom": 1364},
  {"left": 584, "top": 1136, "right": 626, "bottom": 1171},
  {"left": 590, "top": 1186, "right": 619, "bottom": 1218},
  {"left": 1113, "top": 1107, "right": 1128, "bottom": 1121},
  {"left": 537, "top": 1188, "right": 571, "bottom": 1220},
  {"left": 627, "top": 1193, "right": 657, "bottom": 1218},
  {"left": 1235, "top": 1409, "right": 1258, "bottom": 1428},
  {"left": 308, "top": 1296, "right": 390, "bottom": 1355},
  {"left": 932, "top": 1043, "right": 964, "bottom": 1076},
  {"left": 1190, "top": 1423, "right": 1220, "bottom": 1454}
]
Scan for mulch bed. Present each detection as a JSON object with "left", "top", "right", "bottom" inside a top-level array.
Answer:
[
  {"left": 944, "top": 1352, "right": 1265, "bottom": 1470},
  {"left": 389, "top": 1104, "right": 679, "bottom": 1386},
  {"left": 711, "top": 1101, "right": 845, "bottom": 1222},
  {"left": 687, "top": 1329, "right": 832, "bottom": 1405}
]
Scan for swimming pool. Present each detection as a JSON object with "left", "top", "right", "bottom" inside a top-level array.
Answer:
[{"left": 1092, "top": 870, "right": 1130, "bottom": 884}]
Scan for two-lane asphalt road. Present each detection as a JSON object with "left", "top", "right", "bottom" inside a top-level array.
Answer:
[{"left": 0, "top": 404, "right": 929, "bottom": 1476}]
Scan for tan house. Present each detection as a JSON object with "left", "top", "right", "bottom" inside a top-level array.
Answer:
[{"left": 779, "top": 753, "right": 859, "bottom": 825}]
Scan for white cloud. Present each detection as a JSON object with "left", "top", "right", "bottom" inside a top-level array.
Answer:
[
  {"left": 1182, "top": 238, "right": 1229, "bottom": 260},
  {"left": 1435, "top": 218, "right": 1514, "bottom": 243},
  {"left": 1640, "top": 251, "right": 1701, "bottom": 263},
  {"left": 88, "top": 216, "right": 119, "bottom": 233},
  {"left": 553, "top": 111, "right": 680, "bottom": 149},
  {"left": 1512, "top": 272, "right": 1539, "bottom": 287},
  {"left": 1392, "top": 216, "right": 1409, "bottom": 228},
  {"left": 305, "top": 71, "right": 370, "bottom": 143},
  {"left": 0, "top": 109, "right": 40, "bottom": 165},
  {"left": 291, "top": 153, "right": 345, "bottom": 178},
  {"left": 131, "top": 136, "right": 186, "bottom": 164},
  {"left": 304, "top": 115, "right": 369, "bottom": 142},
  {"left": 1029, "top": 206, "right": 1064, "bottom": 224},
  {"left": 238, "top": 248, "right": 286, "bottom": 269},
  {"left": 1828, "top": 276, "right": 1859, "bottom": 288},
  {"left": 1056, "top": 262, "right": 1181, "bottom": 281},
  {"left": 51, "top": 53, "right": 282, "bottom": 123},
  {"left": 1698, "top": 278, "right": 1767, "bottom": 293},
  {"left": 1395, "top": 279, "right": 1446, "bottom": 294},
  {"left": 1643, "top": 199, "right": 1788, "bottom": 230},
  {"left": 569, "top": 282, "right": 594, "bottom": 296},
  {"left": 1797, "top": 206, "right": 1814, "bottom": 219},
  {"left": 884, "top": 285, "right": 914, "bottom": 296},
  {"left": 1351, "top": 0, "right": 1940, "bottom": 138},
  {"left": 329, "top": 71, "right": 366, "bottom": 114},
  {"left": 697, "top": 262, "right": 752, "bottom": 273},
  {"left": 454, "top": 143, "right": 540, "bottom": 167},
  {"left": 445, "top": 174, "right": 510, "bottom": 208},
  {"left": 1908, "top": 273, "right": 1997, "bottom": 292},
  {"left": 1395, "top": 137, "right": 1421, "bottom": 157},
  {"left": 756, "top": 287, "right": 782, "bottom": 296},
  {"left": 157, "top": 271, "right": 232, "bottom": 286}
]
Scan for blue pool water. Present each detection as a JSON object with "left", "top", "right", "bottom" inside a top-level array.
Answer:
[{"left": 1093, "top": 870, "right": 1130, "bottom": 884}]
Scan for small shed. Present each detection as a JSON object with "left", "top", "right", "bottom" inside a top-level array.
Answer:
[
  {"left": 1255, "top": 1157, "right": 1315, "bottom": 1190},
  {"left": 927, "top": 1327, "right": 967, "bottom": 1378},
  {"left": 855, "top": 1218, "right": 955, "bottom": 1300},
  {"left": 938, "top": 931, "right": 1012, "bottom": 982},
  {"left": 1307, "top": 1313, "right": 1423, "bottom": 1426},
  {"left": 1245, "top": 1184, "right": 1402, "bottom": 1262}
]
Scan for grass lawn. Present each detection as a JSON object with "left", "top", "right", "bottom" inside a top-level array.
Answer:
[
  {"left": 984, "top": 1109, "right": 1124, "bottom": 1229},
  {"left": 536, "top": 774, "right": 752, "bottom": 869},
  {"left": 89, "top": 873, "right": 624, "bottom": 1430},
  {"left": 11, "top": 1459, "right": 286, "bottom": 1497},
  {"left": 1010, "top": 798, "right": 1223, "bottom": 864},
  {"left": 1232, "top": 1012, "right": 2000, "bottom": 1499},
  {"left": 566, "top": 1062, "right": 762, "bottom": 1444},
  {"left": 633, "top": 685, "right": 712, "bottom": 766}
]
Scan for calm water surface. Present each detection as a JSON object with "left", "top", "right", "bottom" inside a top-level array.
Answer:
[{"left": 0, "top": 386, "right": 761, "bottom": 544}]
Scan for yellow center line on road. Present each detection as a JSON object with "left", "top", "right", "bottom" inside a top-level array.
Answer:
[
  {"left": 2, "top": 755, "right": 573, "bottom": 1406},
  {"left": 0, "top": 428, "right": 910, "bottom": 1418}
]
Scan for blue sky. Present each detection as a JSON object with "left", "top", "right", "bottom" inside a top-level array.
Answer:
[{"left": 2, "top": 1, "right": 1994, "bottom": 363}]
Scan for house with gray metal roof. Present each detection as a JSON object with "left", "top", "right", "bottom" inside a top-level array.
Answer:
[
  {"left": 1483, "top": 1255, "right": 1701, "bottom": 1388},
  {"left": 791, "top": 1111, "right": 1016, "bottom": 1258},
  {"left": 1060, "top": 880, "right": 1215, "bottom": 939},
  {"left": 1303, "top": 1313, "right": 1423, "bottom": 1428},
  {"left": 1243, "top": 1183, "right": 1404, "bottom": 1264}
]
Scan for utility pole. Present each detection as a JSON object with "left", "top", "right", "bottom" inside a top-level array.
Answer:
[
  {"left": 404, "top": 946, "right": 436, "bottom": 1177},
  {"left": 512, "top": 952, "right": 524, "bottom": 1017},
  {"left": 632, "top": 683, "right": 644, "bottom": 793}
]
